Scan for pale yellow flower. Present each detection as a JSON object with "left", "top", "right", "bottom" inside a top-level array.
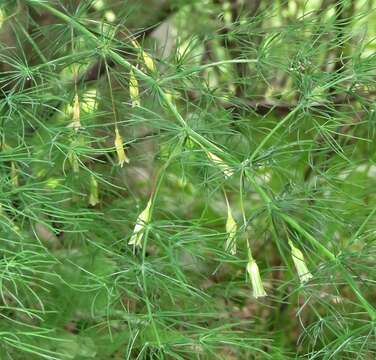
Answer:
[
  {"left": 225, "top": 200, "right": 237, "bottom": 255},
  {"left": 89, "top": 174, "right": 99, "bottom": 206},
  {"left": 247, "top": 258, "right": 267, "bottom": 298},
  {"left": 114, "top": 127, "right": 130, "bottom": 167},
  {"left": 289, "top": 240, "right": 313, "bottom": 284},
  {"left": 207, "top": 151, "right": 234, "bottom": 178},
  {"left": 129, "top": 69, "right": 140, "bottom": 107},
  {"left": 68, "top": 152, "right": 79, "bottom": 173},
  {"left": 70, "top": 94, "right": 81, "bottom": 131},
  {"left": 131, "top": 40, "right": 156, "bottom": 73},
  {"left": 142, "top": 51, "right": 156, "bottom": 73},
  {"left": 128, "top": 198, "right": 153, "bottom": 248}
]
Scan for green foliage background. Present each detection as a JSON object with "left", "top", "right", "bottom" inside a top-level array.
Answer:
[{"left": 0, "top": 0, "right": 375, "bottom": 359}]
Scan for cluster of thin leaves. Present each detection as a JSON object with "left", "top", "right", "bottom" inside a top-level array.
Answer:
[{"left": 0, "top": 0, "right": 375, "bottom": 359}]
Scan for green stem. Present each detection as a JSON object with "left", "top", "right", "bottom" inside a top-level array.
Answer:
[
  {"left": 139, "top": 141, "right": 183, "bottom": 346},
  {"left": 27, "top": 0, "right": 376, "bottom": 322},
  {"left": 28, "top": 0, "right": 229, "bottom": 160}
]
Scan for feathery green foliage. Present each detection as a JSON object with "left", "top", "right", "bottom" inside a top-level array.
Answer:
[{"left": 0, "top": 0, "right": 375, "bottom": 358}]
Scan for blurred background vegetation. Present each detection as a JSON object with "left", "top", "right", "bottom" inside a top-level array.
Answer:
[{"left": 0, "top": 0, "right": 375, "bottom": 359}]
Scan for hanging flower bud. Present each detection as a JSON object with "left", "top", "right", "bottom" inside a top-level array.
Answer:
[
  {"left": 289, "top": 240, "right": 313, "bottom": 284},
  {"left": 70, "top": 94, "right": 81, "bottom": 131},
  {"left": 10, "top": 162, "right": 18, "bottom": 187},
  {"left": 129, "top": 69, "right": 140, "bottom": 107},
  {"left": 164, "top": 90, "right": 174, "bottom": 104},
  {"left": 128, "top": 198, "right": 153, "bottom": 248},
  {"left": 89, "top": 174, "right": 99, "bottom": 206},
  {"left": 142, "top": 51, "right": 156, "bottom": 73},
  {"left": 207, "top": 151, "right": 234, "bottom": 178},
  {"left": 68, "top": 152, "right": 79, "bottom": 173},
  {"left": 246, "top": 257, "right": 267, "bottom": 298},
  {"left": 131, "top": 40, "right": 156, "bottom": 73},
  {"left": 225, "top": 198, "right": 237, "bottom": 255},
  {"left": 114, "top": 127, "right": 129, "bottom": 167}
]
